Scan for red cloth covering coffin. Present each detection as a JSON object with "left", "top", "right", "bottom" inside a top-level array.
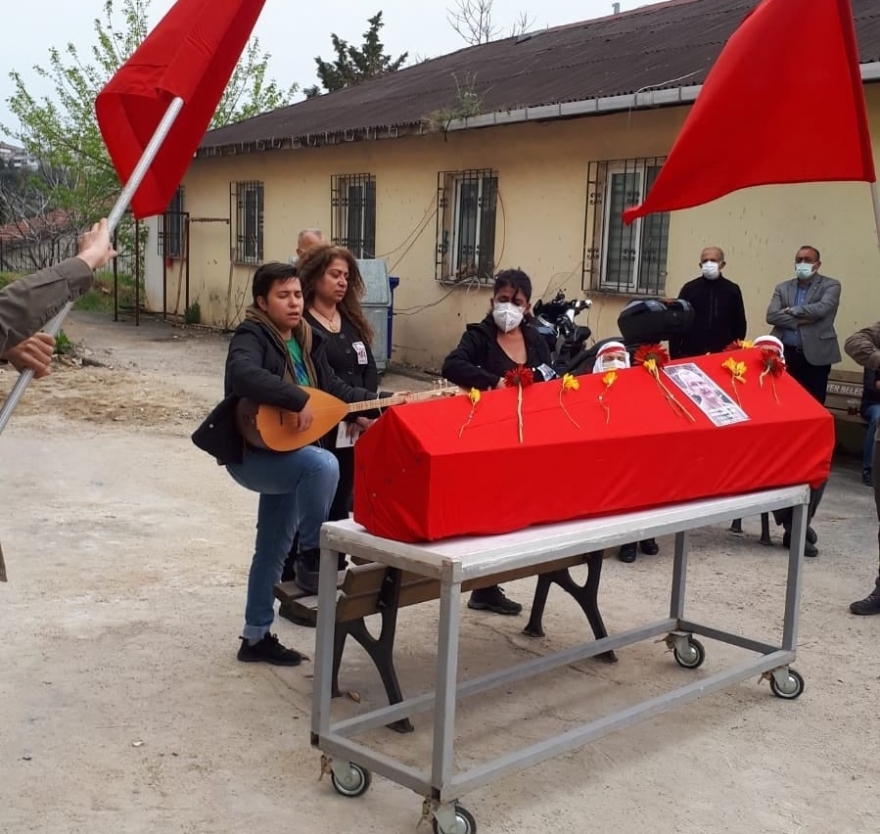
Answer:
[{"left": 353, "top": 349, "right": 834, "bottom": 542}]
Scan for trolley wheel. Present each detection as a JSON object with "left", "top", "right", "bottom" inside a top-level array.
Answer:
[
  {"left": 330, "top": 762, "right": 372, "bottom": 798},
  {"left": 673, "top": 637, "right": 705, "bottom": 670},
  {"left": 769, "top": 668, "right": 804, "bottom": 700},
  {"left": 433, "top": 805, "right": 477, "bottom": 834}
]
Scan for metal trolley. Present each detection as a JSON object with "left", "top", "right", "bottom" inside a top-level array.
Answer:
[{"left": 311, "top": 486, "right": 809, "bottom": 833}]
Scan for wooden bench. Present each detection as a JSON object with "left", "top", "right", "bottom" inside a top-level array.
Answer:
[
  {"left": 275, "top": 552, "right": 612, "bottom": 733},
  {"left": 826, "top": 369, "right": 867, "bottom": 425}
]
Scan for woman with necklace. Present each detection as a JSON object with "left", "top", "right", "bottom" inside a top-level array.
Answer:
[{"left": 283, "top": 245, "right": 388, "bottom": 591}]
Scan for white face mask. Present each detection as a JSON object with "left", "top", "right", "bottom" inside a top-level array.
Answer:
[
  {"left": 492, "top": 301, "right": 524, "bottom": 333},
  {"left": 795, "top": 263, "right": 815, "bottom": 280},
  {"left": 701, "top": 261, "right": 721, "bottom": 280},
  {"left": 600, "top": 355, "right": 629, "bottom": 372}
]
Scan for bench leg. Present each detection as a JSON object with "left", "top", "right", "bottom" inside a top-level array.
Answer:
[
  {"left": 331, "top": 623, "right": 347, "bottom": 700},
  {"left": 523, "top": 553, "right": 617, "bottom": 663},
  {"left": 522, "top": 574, "right": 552, "bottom": 638},
  {"left": 346, "top": 616, "right": 414, "bottom": 734}
]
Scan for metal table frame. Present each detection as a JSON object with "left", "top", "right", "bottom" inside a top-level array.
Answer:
[{"left": 311, "top": 486, "right": 810, "bottom": 831}]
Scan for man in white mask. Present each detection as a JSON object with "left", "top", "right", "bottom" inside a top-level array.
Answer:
[
  {"left": 669, "top": 246, "right": 747, "bottom": 359},
  {"left": 766, "top": 245, "right": 841, "bottom": 404}
]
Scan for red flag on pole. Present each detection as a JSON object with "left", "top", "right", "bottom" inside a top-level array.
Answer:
[
  {"left": 96, "top": 0, "right": 267, "bottom": 219},
  {"left": 623, "top": 0, "right": 875, "bottom": 224}
]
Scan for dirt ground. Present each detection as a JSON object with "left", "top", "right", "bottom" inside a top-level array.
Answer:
[{"left": 2, "top": 311, "right": 880, "bottom": 834}]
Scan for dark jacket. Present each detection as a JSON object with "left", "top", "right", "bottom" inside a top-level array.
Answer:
[
  {"left": 304, "top": 310, "right": 380, "bottom": 393},
  {"left": 194, "top": 319, "right": 378, "bottom": 465},
  {"left": 0, "top": 258, "right": 93, "bottom": 354},
  {"left": 442, "top": 315, "right": 554, "bottom": 391},
  {"left": 862, "top": 365, "right": 880, "bottom": 416},
  {"left": 670, "top": 275, "right": 747, "bottom": 359}
]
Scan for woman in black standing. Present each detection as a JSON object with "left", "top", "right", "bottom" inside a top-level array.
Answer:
[
  {"left": 442, "top": 268, "right": 555, "bottom": 616},
  {"left": 287, "top": 245, "right": 387, "bottom": 585}
]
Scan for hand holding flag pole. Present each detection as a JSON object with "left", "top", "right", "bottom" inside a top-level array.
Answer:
[{"left": 0, "top": 0, "right": 266, "bottom": 436}]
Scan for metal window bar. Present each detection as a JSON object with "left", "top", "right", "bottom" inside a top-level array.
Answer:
[
  {"left": 230, "top": 180, "right": 264, "bottom": 264},
  {"left": 435, "top": 169, "right": 498, "bottom": 286},
  {"left": 331, "top": 173, "right": 376, "bottom": 258},
  {"left": 158, "top": 186, "right": 185, "bottom": 257},
  {"left": 582, "top": 157, "right": 669, "bottom": 297}
]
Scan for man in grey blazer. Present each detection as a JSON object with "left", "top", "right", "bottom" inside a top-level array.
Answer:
[
  {"left": 766, "top": 245, "right": 841, "bottom": 404},
  {"left": 765, "top": 245, "right": 840, "bottom": 557}
]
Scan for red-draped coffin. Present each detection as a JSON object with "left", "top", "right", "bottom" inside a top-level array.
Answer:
[{"left": 353, "top": 350, "right": 834, "bottom": 542}]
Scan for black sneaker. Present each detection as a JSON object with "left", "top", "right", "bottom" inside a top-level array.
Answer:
[
  {"left": 294, "top": 548, "right": 321, "bottom": 595},
  {"left": 639, "top": 538, "right": 659, "bottom": 555},
  {"left": 467, "top": 586, "right": 522, "bottom": 615},
  {"left": 850, "top": 590, "right": 880, "bottom": 615},
  {"left": 237, "top": 633, "right": 308, "bottom": 666},
  {"left": 863, "top": 469, "right": 873, "bottom": 487},
  {"left": 617, "top": 543, "right": 637, "bottom": 563}
]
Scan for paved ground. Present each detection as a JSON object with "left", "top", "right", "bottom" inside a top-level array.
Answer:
[{"left": 1, "top": 312, "right": 879, "bottom": 834}]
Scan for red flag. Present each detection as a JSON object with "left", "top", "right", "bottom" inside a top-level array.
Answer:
[
  {"left": 96, "top": 0, "right": 266, "bottom": 219},
  {"left": 623, "top": 0, "right": 875, "bottom": 224}
]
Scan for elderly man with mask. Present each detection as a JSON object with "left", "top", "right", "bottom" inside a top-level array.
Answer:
[
  {"left": 670, "top": 246, "right": 747, "bottom": 359},
  {"left": 591, "top": 341, "right": 660, "bottom": 562}
]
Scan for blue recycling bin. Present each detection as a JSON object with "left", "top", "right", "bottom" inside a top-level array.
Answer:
[{"left": 387, "top": 276, "right": 399, "bottom": 364}]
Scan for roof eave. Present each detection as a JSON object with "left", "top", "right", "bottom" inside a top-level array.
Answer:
[{"left": 196, "top": 62, "right": 880, "bottom": 157}]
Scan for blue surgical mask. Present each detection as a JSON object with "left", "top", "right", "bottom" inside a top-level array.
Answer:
[{"left": 795, "top": 263, "right": 815, "bottom": 280}]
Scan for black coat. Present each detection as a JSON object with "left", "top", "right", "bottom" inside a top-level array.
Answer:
[
  {"left": 669, "top": 275, "right": 747, "bottom": 359},
  {"left": 441, "top": 315, "right": 554, "bottom": 391},
  {"left": 193, "top": 319, "right": 378, "bottom": 466},
  {"left": 861, "top": 365, "right": 880, "bottom": 417}
]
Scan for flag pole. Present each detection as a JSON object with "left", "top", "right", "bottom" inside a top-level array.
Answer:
[
  {"left": 0, "top": 96, "right": 185, "bottom": 436},
  {"left": 870, "top": 182, "right": 880, "bottom": 254}
]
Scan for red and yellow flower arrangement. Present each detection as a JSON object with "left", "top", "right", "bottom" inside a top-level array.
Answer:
[
  {"left": 759, "top": 349, "right": 785, "bottom": 404},
  {"left": 634, "top": 344, "right": 695, "bottom": 422},
  {"left": 504, "top": 365, "right": 535, "bottom": 443},
  {"left": 722, "top": 357, "right": 747, "bottom": 407}
]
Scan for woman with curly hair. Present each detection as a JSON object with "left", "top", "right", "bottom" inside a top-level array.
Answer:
[{"left": 280, "top": 245, "right": 389, "bottom": 598}]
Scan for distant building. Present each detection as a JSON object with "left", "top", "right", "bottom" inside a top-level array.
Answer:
[{"left": 0, "top": 141, "right": 40, "bottom": 172}]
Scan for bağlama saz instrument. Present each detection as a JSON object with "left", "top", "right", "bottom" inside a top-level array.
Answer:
[{"left": 235, "top": 383, "right": 456, "bottom": 452}]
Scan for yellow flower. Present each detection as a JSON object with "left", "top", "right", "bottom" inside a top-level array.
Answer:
[
  {"left": 723, "top": 357, "right": 747, "bottom": 383},
  {"left": 562, "top": 373, "right": 580, "bottom": 392},
  {"left": 468, "top": 388, "right": 481, "bottom": 404},
  {"left": 740, "top": 339, "right": 754, "bottom": 349},
  {"left": 644, "top": 358, "right": 657, "bottom": 374},
  {"left": 602, "top": 371, "right": 617, "bottom": 387}
]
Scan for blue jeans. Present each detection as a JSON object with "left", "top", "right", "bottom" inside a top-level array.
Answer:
[
  {"left": 227, "top": 446, "right": 339, "bottom": 641},
  {"left": 863, "top": 405, "right": 880, "bottom": 472}
]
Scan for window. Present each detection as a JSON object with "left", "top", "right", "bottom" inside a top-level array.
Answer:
[
  {"left": 230, "top": 180, "right": 264, "bottom": 264},
  {"left": 435, "top": 169, "right": 498, "bottom": 285},
  {"left": 583, "top": 158, "right": 669, "bottom": 296},
  {"left": 331, "top": 173, "right": 376, "bottom": 258},
  {"left": 159, "top": 186, "right": 185, "bottom": 258}
]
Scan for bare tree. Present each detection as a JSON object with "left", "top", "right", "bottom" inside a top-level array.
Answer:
[
  {"left": 447, "top": 0, "right": 500, "bottom": 46},
  {"left": 509, "top": 10, "right": 537, "bottom": 38},
  {"left": 448, "top": 0, "right": 536, "bottom": 46}
]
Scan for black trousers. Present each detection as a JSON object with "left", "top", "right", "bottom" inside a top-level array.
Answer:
[
  {"left": 783, "top": 346, "right": 831, "bottom": 406},
  {"left": 773, "top": 346, "right": 831, "bottom": 530}
]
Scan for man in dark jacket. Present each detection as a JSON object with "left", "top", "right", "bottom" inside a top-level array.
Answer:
[
  {"left": 845, "top": 322, "right": 880, "bottom": 615},
  {"left": 860, "top": 364, "right": 880, "bottom": 486},
  {"left": 203, "top": 262, "right": 386, "bottom": 666},
  {"left": 669, "top": 246, "right": 747, "bottom": 359}
]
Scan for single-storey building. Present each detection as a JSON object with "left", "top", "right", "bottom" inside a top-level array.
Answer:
[{"left": 145, "top": 0, "right": 880, "bottom": 373}]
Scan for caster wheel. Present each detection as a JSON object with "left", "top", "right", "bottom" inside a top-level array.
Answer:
[
  {"left": 330, "top": 762, "right": 372, "bottom": 797},
  {"left": 673, "top": 637, "right": 705, "bottom": 670},
  {"left": 770, "top": 668, "right": 804, "bottom": 700},
  {"left": 433, "top": 805, "right": 477, "bottom": 834}
]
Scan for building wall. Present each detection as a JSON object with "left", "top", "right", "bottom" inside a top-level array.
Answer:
[{"left": 172, "top": 84, "right": 880, "bottom": 371}]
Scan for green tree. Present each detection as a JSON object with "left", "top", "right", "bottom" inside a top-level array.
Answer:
[
  {"left": 304, "top": 12, "right": 408, "bottom": 97},
  {"left": 0, "top": 0, "right": 297, "bottom": 249}
]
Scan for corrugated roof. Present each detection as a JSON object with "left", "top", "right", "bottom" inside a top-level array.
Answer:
[{"left": 199, "top": 0, "right": 880, "bottom": 154}]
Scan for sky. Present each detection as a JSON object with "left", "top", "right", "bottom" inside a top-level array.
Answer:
[{"left": 0, "top": 0, "right": 651, "bottom": 142}]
